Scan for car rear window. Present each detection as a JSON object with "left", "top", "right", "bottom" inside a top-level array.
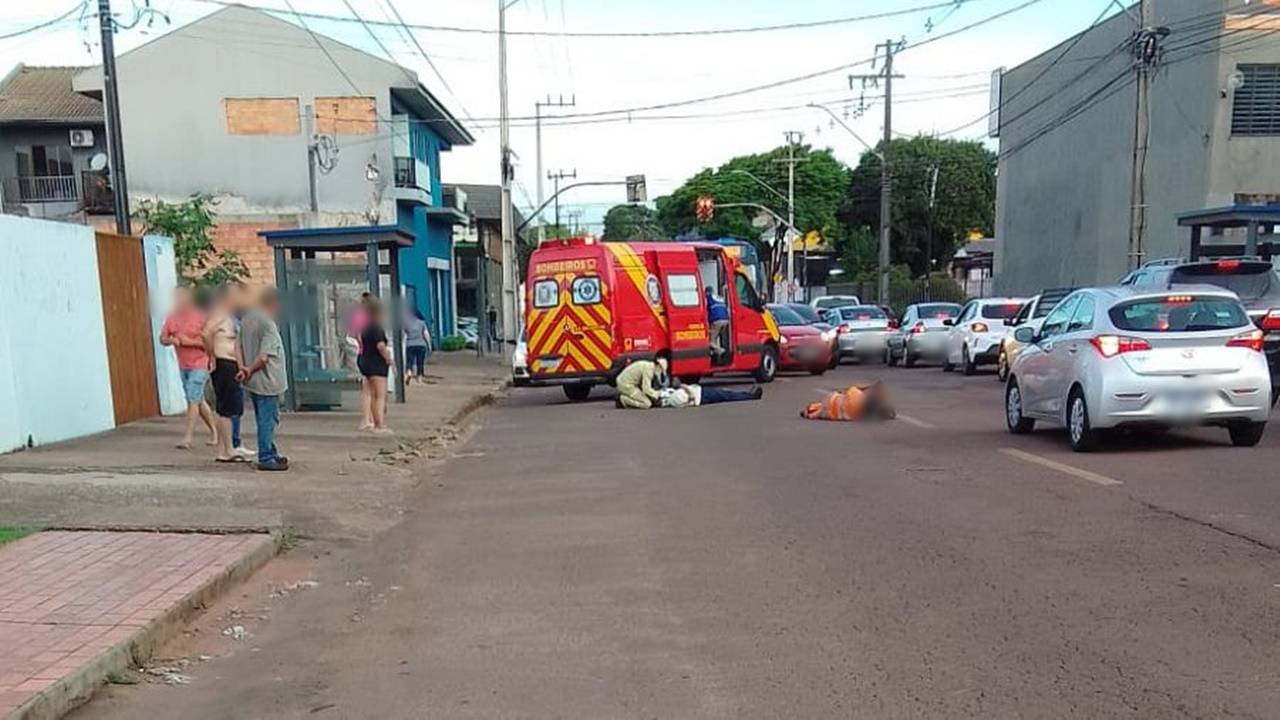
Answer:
[
  {"left": 839, "top": 307, "right": 886, "bottom": 321},
  {"left": 1034, "top": 289, "right": 1074, "bottom": 318},
  {"left": 918, "top": 304, "right": 961, "bottom": 319},
  {"left": 1109, "top": 296, "right": 1250, "bottom": 332},
  {"left": 788, "top": 304, "right": 822, "bottom": 323},
  {"left": 1170, "top": 263, "right": 1277, "bottom": 300},
  {"left": 767, "top": 306, "right": 806, "bottom": 326},
  {"left": 816, "top": 297, "right": 859, "bottom": 310},
  {"left": 981, "top": 303, "right": 1023, "bottom": 320}
]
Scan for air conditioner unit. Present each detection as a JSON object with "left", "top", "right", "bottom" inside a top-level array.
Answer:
[{"left": 69, "top": 129, "right": 95, "bottom": 148}]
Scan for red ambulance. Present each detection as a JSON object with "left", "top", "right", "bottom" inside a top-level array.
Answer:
[{"left": 523, "top": 236, "right": 781, "bottom": 401}]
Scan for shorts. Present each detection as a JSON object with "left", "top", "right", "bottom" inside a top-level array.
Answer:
[
  {"left": 211, "top": 359, "right": 244, "bottom": 418},
  {"left": 179, "top": 368, "right": 209, "bottom": 405}
]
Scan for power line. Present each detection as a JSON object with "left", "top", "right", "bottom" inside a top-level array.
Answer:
[
  {"left": 380, "top": 0, "right": 478, "bottom": 124},
  {"left": 0, "top": 2, "right": 86, "bottom": 41},
  {"left": 280, "top": 0, "right": 363, "bottom": 95},
  {"left": 189, "top": 0, "right": 992, "bottom": 38}
]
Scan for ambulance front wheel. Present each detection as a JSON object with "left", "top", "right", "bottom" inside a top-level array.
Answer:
[
  {"left": 563, "top": 383, "right": 594, "bottom": 402},
  {"left": 754, "top": 345, "right": 779, "bottom": 384}
]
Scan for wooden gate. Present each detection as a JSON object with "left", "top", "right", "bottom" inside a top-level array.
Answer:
[{"left": 95, "top": 231, "right": 160, "bottom": 425}]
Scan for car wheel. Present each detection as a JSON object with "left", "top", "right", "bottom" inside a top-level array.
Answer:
[
  {"left": 1228, "top": 421, "right": 1267, "bottom": 447},
  {"left": 828, "top": 350, "right": 840, "bottom": 370},
  {"left": 996, "top": 350, "right": 1009, "bottom": 382},
  {"left": 962, "top": 346, "right": 977, "bottom": 376},
  {"left": 563, "top": 383, "right": 593, "bottom": 402},
  {"left": 1006, "top": 379, "right": 1035, "bottom": 434},
  {"left": 903, "top": 345, "right": 917, "bottom": 368},
  {"left": 1067, "top": 388, "right": 1099, "bottom": 452},
  {"left": 885, "top": 346, "right": 899, "bottom": 367},
  {"left": 755, "top": 345, "right": 779, "bottom": 383}
]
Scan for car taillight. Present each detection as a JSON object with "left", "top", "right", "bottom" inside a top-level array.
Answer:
[
  {"left": 910, "top": 321, "right": 927, "bottom": 335},
  {"left": 1090, "top": 335, "right": 1152, "bottom": 358},
  {"left": 888, "top": 319, "right": 900, "bottom": 330},
  {"left": 1261, "top": 310, "right": 1280, "bottom": 332},
  {"left": 837, "top": 325, "right": 851, "bottom": 335},
  {"left": 971, "top": 322, "right": 989, "bottom": 333},
  {"left": 1217, "top": 259, "right": 1241, "bottom": 272},
  {"left": 1228, "top": 329, "right": 1266, "bottom": 352}
]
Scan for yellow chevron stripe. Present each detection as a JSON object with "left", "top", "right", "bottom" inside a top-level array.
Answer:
[{"left": 605, "top": 243, "right": 667, "bottom": 331}]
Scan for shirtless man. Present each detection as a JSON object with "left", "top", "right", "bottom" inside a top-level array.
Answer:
[{"left": 203, "top": 284, "right": 245, "bottom": 462}]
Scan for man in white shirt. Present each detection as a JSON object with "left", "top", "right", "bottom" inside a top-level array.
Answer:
[{"left": 658, "top": 382, "right": 761, "bottom": 408}]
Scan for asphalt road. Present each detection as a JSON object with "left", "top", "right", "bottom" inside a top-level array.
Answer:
[{"left": 78, "top": 360, "right": 1280, "bottom": 719}]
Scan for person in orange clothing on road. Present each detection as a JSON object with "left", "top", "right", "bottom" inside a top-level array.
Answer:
[{"left": 802, "top": 381, "right": 896, "bottom": 422}]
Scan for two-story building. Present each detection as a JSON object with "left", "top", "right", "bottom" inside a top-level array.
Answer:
[
  {"left": 0, "top": 64, "right": 110, "bottom": 221},
  {"left": 447, "top": 183, "right": 526, "bottom": 334},
  {"left": 994, "top": 1, "right": 1280, "bottom": 293},
  {"left": 69, "top": 5, "right": 473, "bottom": 335}
]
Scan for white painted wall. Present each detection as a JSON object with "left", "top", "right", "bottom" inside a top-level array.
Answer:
[
  {"left": 0, "top": 216, "right": 115, "bottom": 452},
  {"left": 143, "top": 234, "right": 185, "bottom": 416}
]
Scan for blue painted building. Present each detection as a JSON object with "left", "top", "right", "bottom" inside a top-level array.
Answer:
[{"left": 390, "top": 91, "right": 473, "bottom": 340}]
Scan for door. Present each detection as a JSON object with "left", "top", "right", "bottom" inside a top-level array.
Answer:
[
  {"left": 656, "top": 254, "right": 712, "bottom": 377},
  {"left": 1022, "top": 294, "right": 1079, "bottom": 416},
  {"left": 95, "top": 232, "right": 160, "bottom": 426},
  {"left": 732, "top": 271, "right": 770, "bottom": 368},
  {"left": 1046, "top": 293, "right": 1096, "bottom": 413},
  {"left": 891, "top": 307, "right": 916, "bottom": 354},
  {"left": 949, "top": 302, "right": 976, "bottom": 364}
]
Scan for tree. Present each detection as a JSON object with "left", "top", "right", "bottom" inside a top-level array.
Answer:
[
  {"left": 655, "top": 144, "right": 851, "bottom": 268},
  {"left": 136, "top": 194, "right": 249, "bottom": 287},
  {"left": 601, "top": 204, "right": 662, "bottom": 241},
  {"left": 841, "top": 136, "right": 995, "bottom": 277}
]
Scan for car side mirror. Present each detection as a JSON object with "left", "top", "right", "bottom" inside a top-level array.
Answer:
[
  {"left": 942, "top": 318, "right": 955, "bottom": 327},
  {"left": 1013, "top": 326, "right": 1037, "bottom": 344},
  {"left": 1004, "top": 318, "right": 1018, "bottom": 327}
]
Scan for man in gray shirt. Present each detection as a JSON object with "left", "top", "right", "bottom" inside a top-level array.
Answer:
[{"left": 237, "top": 287, "right": 289, "bottom": 471}]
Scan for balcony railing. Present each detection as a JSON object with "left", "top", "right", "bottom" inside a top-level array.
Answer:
[{"left": 4, "top": 174, "right": 79, "bottom": 203}]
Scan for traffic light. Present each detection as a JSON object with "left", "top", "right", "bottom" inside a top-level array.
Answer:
[{"left": 695, "top": 195, "right": 715, "bottom": 223}]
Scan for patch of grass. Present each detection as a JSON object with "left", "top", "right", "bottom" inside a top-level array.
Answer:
[{"left": 0, "top": 527, "right": 38, "bottom": 546}]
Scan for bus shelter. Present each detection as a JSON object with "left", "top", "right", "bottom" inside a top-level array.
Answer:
[
  {"left": 260, "top": 225, "right": 411, "bottom": 411},
  {"left": 1177, "top": 205, "right": 1280, "bottom": 261}
]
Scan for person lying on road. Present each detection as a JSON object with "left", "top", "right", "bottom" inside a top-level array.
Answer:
[
  {"left": 801, "top": 381, "right": 896, "bottom": 422},
  {"left": 615, "top": 357, "right": 668, "bottom": 409},
  {"left": 659, "top": 382, "right": 762, "bottom": 408}
]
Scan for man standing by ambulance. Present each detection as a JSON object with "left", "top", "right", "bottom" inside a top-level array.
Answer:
[{"left": 615, "top": 358, "right": 667, "bottom": 409}]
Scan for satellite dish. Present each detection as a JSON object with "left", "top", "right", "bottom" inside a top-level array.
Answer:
[{"left": 89, "top": 153, "right": 108, "bottom": 171}]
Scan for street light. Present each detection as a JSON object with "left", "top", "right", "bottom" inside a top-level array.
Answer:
[{"left": 728, "top": 169, "right": 788, "bottom": 206}]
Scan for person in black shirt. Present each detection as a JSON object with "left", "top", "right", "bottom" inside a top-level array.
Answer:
[{"left": 357, "top": 299, "right": 393, "bottom": 434}]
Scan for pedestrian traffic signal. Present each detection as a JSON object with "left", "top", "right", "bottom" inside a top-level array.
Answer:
[{"left": 695, "top": 196, "right": 715, "bottom": 223}]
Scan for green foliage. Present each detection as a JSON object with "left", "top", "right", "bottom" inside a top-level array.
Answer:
[
  {"left": 601, "top": 204, "right": 663, "bottom": 241},
  {"left": 136, "top": 194, "right": 250, "bottom": 287},
  {"left": 440, "top": 335, "right": 468, "bottom": 352},
  {"left": 842, "top": 136, "right": 996, "bottom": 277},
  {"left": 0, "top": 527, "right": 37, "bottom": 546},
  {"left": 655, "top": 144, "right": 851, "bottom": 262}
]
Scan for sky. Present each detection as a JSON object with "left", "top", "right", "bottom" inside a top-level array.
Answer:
[{"left": 0, "top": 0, "right": 1122, "bottom": 230}]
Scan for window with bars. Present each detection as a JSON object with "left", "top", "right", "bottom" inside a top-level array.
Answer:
[{"left": 1231, "top": 64, "right": 1280, "bottom": 136}]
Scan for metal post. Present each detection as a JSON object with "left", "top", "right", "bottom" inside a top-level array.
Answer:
[
  {"left": 879, "top": 40, "right": 895, "bottom": 306},
  {"left": 1247, "top": 220, "right": 1260, "bottom": 257},
  {"left": 389, "top": 250, "right": 405, "bottom": 404},
  {"left": 498, "top": 0, "right": 517, "bottom": 356},
  {"left": 787, "top": 137, "right": 796, "bottom": 301},
  {"left": 1190, "top": 224, "right": 1202, "bottom": 261},
  {"left": 1127, "top": 0, "right": 1158, "bottom": 270},
  {"left": 274, "top": 246, "right": 297, "bottom": 412},
  {"left": 97, "top": 0, "right": 131, "bottom": 235},
  {"left": 304, "top": 104, "right": 318, "bottom": 213},
  {"left": 533, "top": 96, "right": 575, "bottom": 246},
  {"left": 927, "top": 165, "right": 939, "bottom": 280}
]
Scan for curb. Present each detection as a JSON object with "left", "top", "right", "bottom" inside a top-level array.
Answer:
[{"left": 7, "top": 532, "right": 280, "bottom": 720}]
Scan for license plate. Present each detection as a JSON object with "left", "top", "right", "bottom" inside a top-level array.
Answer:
[
  {"left": 536, "top": 357, "right": 562, "bottom": 373},
  {"left": 1166, "top": 389, "right": 1208, "bottom": 414}
]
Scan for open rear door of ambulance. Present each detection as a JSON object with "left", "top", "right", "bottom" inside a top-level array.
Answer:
[{"left": 655, "top": 251, "right": 713, "bottom": 377}]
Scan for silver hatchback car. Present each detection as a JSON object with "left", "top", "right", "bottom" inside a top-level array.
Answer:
[{"left": 1005, "top": 286, "right": 1271, "bottom": 451}]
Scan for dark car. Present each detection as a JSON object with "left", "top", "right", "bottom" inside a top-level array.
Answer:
[
  {"left": 1122, "top": 258, "right": 1280, "bottom": 402},
  {"left": 784, "top": 303, "right": 839, "bottom": 368}
]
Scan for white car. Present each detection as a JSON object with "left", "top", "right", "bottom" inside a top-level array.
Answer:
[
  {"left": 943, "top": 297, "right": 1027, "bottom": 375},
  {"left": 824, "top": 305, "right": 893, "bottom": 362},
  {"left": 1005, "top": 287, "right": 1271, "bottom": 451},
  {"left": 512, "top": 330, "right": 530, "bottom": 386},
  {"left": 996, "top": 288, "right": 1076, "bottom": 381},
  {"left": 811, "top": 294, "right": 862, "bottom": 312}
]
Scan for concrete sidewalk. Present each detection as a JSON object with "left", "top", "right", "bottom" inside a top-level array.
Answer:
[
  {"left": 0, "top": 353, "right": 508, "bottom": 540},
  {"left": 0, "top": 531, "right": 276, "bottom": 720}
]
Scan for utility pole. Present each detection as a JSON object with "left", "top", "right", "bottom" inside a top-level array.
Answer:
[
  {"left": 97, "top": 0, "right": 131, "bottom": 235},
  {"left": 851, "top": 39, "right": 904, "bottom": 304},
  {"left": 498, "top": 0, "right": 521, "bottom": 355},
  {"left": 926, "top": 164, "right": 939, "bottom": 285},
  {"left": 535, "top": 95, "right": 575, "bottom": 246},
  {"left": 778, "top": 131, "right": 804, "bottom": 302},
  {"left": 1127, "top": 0, "right": 1165, "bottom": 271},
  {"left": 548, "top": 169, "right": 577, "bottom": 232}
]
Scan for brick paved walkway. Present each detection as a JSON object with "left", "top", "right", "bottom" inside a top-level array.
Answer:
[{"left": 0, "top": 531, "right": 273, "bottom": 717}]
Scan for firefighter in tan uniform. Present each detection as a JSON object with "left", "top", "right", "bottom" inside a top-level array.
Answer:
[{"left": 615, "top": 358, "right": 668, "bottom": 409}]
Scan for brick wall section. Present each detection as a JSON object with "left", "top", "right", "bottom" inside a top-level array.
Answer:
[{"left": 212, "top": 218, "right": 297, "bottom": 285}]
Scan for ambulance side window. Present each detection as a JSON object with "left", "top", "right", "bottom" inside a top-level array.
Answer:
[
  {"left": 735, "top": 274, "right": 763, "bottom": 312},
  {"left": 667, "top": 274, "right": 701, "bottom": 307},
  {"left": 533, "top": 279, "right": 559, "bottom": 309}
]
